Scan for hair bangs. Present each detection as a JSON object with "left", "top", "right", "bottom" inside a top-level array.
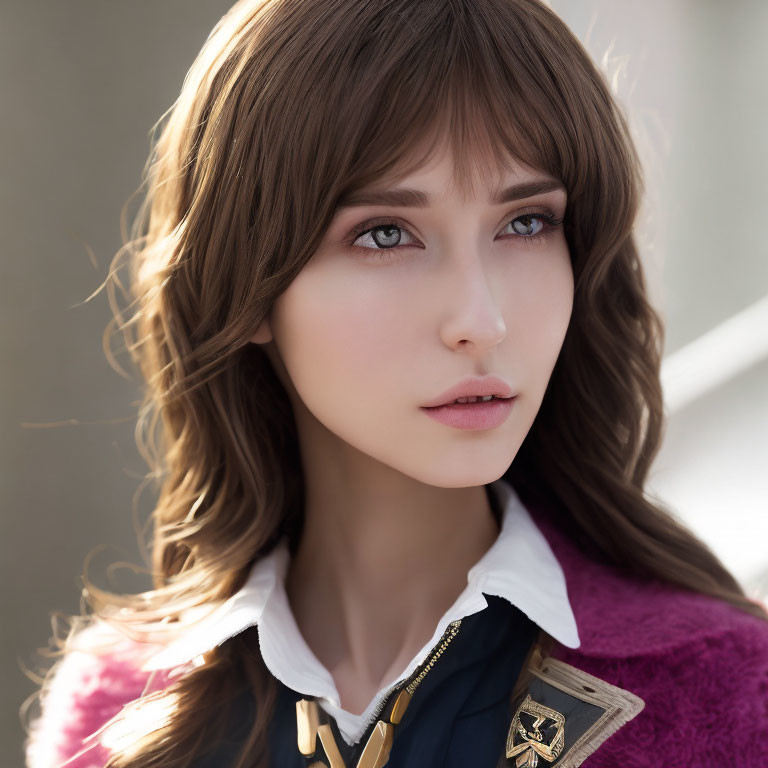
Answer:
[{"left": 315, "top": 2, "right": 573, "bottom": 209}]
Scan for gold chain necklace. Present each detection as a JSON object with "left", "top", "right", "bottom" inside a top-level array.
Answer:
[{"left": 295, "top": 619, "right": 463, "bottom": 768}]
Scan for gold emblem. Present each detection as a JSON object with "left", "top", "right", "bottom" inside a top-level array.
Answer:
[{"left": 506, "top": 694, "right": 565, "bottom": 767}]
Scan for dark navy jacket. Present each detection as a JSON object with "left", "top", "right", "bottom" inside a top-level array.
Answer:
[{"left": 191, "top": 595, "right": 539, "bottom": 767}]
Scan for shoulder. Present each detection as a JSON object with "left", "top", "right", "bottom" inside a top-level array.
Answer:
[
  {"left": 572, "top": 563, "right": 768, "bottom": 657},
  {"left": 554, "top": 587, "right": 768, "bottom": 682},
  {"left": 550, "top": 593, "right": 768, "bottom": 766},
  {"left": 25, "top": 620, "right": 177, "bottom": 768},
  {"left": 547, "top": 512, "right": 768, "bottom": 697},
  {"left": 529, "top": 499, "right": 768, "bottom": 656},
  {"left": 556, "top": 612, "right": 768, "bottom": 766},
  {"left": 530, "top": 506, "right": 768, "bottom": 762}
]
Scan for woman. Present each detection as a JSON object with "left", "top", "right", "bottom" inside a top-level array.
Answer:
[{"left": 24, "top": 0, "right": 768, "bottom": 766}]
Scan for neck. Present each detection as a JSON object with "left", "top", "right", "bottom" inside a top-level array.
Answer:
[{"left": 284, "top": 470, "right": 501, "bottom": 712}]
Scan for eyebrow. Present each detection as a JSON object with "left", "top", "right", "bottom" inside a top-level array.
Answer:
[{"left": 336, "top": 178, "right": 566, "bottom": 209}]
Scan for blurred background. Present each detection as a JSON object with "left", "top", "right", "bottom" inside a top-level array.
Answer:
[{"left": 2, "top": 0, "right": 767, "bottom": 764}]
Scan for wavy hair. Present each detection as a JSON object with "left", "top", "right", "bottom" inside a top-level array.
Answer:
[{"left": 24, "top": 0, "right": 768, "bottom": 766}]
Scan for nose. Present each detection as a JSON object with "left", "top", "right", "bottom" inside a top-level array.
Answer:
[{"left": 438, "top": 253, "right": 507, "bottom": 353}]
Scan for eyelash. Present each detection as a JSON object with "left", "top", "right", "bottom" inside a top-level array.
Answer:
[{"left": 344, "top": 207, "right": 565, "bottom": 263}]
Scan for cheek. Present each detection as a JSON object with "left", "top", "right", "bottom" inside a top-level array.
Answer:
[
  {"left": 505, "top": 246, "right": 573, "bottom": 383},
  {"left": 270, "top": 267, "right": 408, "bottom": 406}
]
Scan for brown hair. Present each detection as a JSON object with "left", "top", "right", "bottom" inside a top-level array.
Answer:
[{"left": 24, "top": 0, "right": 768, "bottom": 766}]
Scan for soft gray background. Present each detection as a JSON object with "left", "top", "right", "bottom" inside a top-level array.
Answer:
[{"left": 3, "top": 1, "right": 767, "bottom": 765}]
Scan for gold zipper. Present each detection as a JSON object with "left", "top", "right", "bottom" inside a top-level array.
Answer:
[
  {"left": 404, "top": 618, "right": 462, "bottom": 695},
  {"left": 358, "top": 617, "right": 463, "bottom": 735}
]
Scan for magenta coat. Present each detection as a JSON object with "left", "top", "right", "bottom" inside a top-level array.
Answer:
[
  {"left": 25, "top": 501, "right": 768, "bottom": 767},
  {"left": 531, "top": 502, "right": 768, "bottom": 767}
]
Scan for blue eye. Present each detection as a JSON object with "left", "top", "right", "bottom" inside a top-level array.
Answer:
[
  {"left": 504, "top": 214, "right": 546, "bottom": 237},
  {"left": 346, "top": 209, "right": 564, "bottom": 262},
  {"left": 352, "top": 223, "right": 418, "bottom": 251}
]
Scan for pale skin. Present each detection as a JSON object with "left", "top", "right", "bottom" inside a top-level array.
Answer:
[{"left": 250, "top": 139, "right": 574, "bottom": 715}]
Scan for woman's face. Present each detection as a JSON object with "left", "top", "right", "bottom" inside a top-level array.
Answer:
[{"left": 251, "top": 142, "right": 573, "bottom": 488}]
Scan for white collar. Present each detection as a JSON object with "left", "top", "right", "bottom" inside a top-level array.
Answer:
[{"left": 142, "top": 478, "right": 580, "bottom": 745}]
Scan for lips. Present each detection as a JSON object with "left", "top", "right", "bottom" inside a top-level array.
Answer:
[
  {"left": 421, "top": 394, "right": 516, "bottom": 430},
  {"left": 422, "top": 376, "right": 515, "bottom": 408}
]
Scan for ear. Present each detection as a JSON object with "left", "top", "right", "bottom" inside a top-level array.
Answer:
[{"left": 249, "top": 319, "right": 273, "bottom": 344}]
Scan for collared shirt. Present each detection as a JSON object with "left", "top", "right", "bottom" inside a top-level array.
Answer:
[{"left": 143, "top": 477, "right": 580, "bottom": 746}]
